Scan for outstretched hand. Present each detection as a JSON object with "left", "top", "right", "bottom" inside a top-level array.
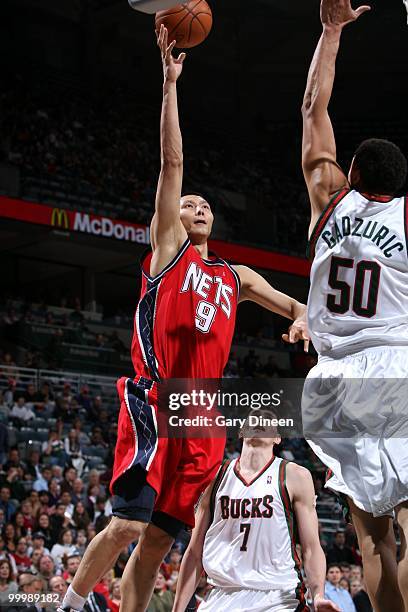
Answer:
[
  {"left": 157, "top": 24, "right": 186, "bottom": 83},
  {"left": 314, "top": 595, "right": 341, "bottom": 612},
  {"left": 282, "top": 313, "right": 310, "bottom": 353},
  {"left": 320, "top": 0, "right": 371, "bottom": 29}
]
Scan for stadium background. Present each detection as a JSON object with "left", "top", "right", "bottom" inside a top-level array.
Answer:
[{"left": 0, "top": 0, "right": 407, "bottom": 609}]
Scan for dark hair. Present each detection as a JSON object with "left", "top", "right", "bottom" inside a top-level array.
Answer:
[
  {"left": 181, "top": 192, "right": 213, "bottom": 209},
  {"left": 353, "top": 139, "right": 407, "bottom": 195},
  {"left": 327, "top": 563, "right": 342, "bottom": 572},
  {"left": 0, "top": 558, "right": 15, "bottom": 582}
]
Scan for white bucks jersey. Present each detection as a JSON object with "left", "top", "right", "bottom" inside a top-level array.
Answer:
[
  {"left": 202, "top": 457, "right": 304, "bottom": 593},
  {"left": 308, "top": 189, "right": 408, "bottom": 357}
]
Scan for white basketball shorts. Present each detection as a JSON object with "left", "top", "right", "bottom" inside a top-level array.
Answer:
[
  {"left": 199, "top": 586, "right": 307, "bottom": 612},
  {"left": 302, "top": 345, "right": 408, "bottom": 516}
]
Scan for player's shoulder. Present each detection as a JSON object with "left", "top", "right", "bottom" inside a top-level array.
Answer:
[{"left": 284, "top": 461, "right": 313, "bottom": 484}]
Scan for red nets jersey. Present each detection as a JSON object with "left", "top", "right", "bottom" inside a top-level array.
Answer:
[{"left": 131, "top": 239, "right": 240, "bottom": 380}]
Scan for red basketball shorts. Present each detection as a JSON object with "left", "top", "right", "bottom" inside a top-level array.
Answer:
[{"left": 110, "top": 375, "right": 225, "bottom": 528}]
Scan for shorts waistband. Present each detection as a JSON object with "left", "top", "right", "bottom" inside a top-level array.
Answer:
[{"left": 319, "top": 344, "right": 408, "bottom": 363}]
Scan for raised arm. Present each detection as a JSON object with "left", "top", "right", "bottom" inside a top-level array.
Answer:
[
  {"left": 286, "top": 463, "right": 340, "bottom": 612},
  {"left": 172, "top": 484, "right": 213, "bottom": 612},
  {"left": 150, "top": 25, "right": 188, "bottom": 277},
  {"left": 234, "top": 265, "right": 309, "bottom": 350},
  {"left": 302, "top": 0, "right": 370, "bottom": 232}
]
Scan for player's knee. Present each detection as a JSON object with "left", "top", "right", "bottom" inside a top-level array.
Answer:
[
  {"left": 142, "top": 528, "right": 174, "bottom": 559},
  {"left": 107, "top": 517, "right": 145, "bottom": 547}
]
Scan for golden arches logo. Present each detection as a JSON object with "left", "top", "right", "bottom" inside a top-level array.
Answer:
[{"left": 51, "top": 208, "right": 69, "bottom": 229}]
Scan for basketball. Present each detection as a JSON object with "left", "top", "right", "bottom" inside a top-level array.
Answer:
[{"left": 155, "top": 0, "right": 213, "bottom": 49}]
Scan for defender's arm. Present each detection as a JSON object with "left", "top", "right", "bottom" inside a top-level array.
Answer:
[
  {"left": 302, "top": 1, "right": 370, "bottom": 233},
  {"left": 234, "top": 265, "right": 309, "bottom": 350},
  {"left": 287, "top": 463, "right": 340, "bottom": 612},
  {"left": 150, "top": 26, "right": 188, "bottom": 275},
  {"left": 173, "top": 484, "right": 213, "bottom": 612}
]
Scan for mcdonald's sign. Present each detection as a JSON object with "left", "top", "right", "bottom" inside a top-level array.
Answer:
[{"left": 51, "top": 208, "right": 69, "bottom": 229}]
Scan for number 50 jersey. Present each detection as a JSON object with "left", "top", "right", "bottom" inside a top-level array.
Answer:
[
  {"left": 131, "top": 239, "right": 240, "bottom": 380},
  {"left": 308, "top": 189, "right": 408, "bottom": 358}
]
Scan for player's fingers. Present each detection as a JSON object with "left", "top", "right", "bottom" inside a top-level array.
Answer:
[
  {"left": 303, "top": 339, "right": 310, "bottom": 353},
  {"left": 355, "top": 5, "right": 371, "bottom": 18},
  {"left": 166, "top": 40, "right": 176, "bottom": 58},
  {"left": 163, "top": 27, "right": 168, "bottom": 51},
  {"left": 289, "top": 327, "right": 297, "bottom": 343},
  {"left": 177, "top": 52, "right": 186, "bottom": 63},
  {"left": 281, "top": 333, "right": 289, "bottom": 344}
]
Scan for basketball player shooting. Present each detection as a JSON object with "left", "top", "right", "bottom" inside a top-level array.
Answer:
[
  {"left": 173, "top": 412, "right": 340, "bottom": 612},
  {"left": 59, "top": 25, "right": 309, "bottom": 612},
  {"left": 301, "top": 1, "right": 408, "bottom": 611}
]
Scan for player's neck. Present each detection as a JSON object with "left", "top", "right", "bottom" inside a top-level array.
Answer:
[
  {"left": 239, "top": 444, "right": 274, "bottom": 477},
  {"left": 192, "top": 242, "right": 209, "bottom": 260}
]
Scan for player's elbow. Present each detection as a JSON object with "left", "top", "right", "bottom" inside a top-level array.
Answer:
[{"left": 161, "top": 153, "right": 183, "bottom": 168}]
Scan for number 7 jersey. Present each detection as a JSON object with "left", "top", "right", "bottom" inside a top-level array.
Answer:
[
  {"left": 203, "top": 457, "right": 305, "bottom": 596},
  {"left": 308, "top": 189, "right": 408, "bottom": 357}
]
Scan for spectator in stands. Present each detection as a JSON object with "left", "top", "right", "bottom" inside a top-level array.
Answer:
[
  {"left": 74, "top": 530, "right": 87, "bottom": 556},
  {"left": 64, "top": 429, "right": 82, "bottom": 459},
  {"left": 50, "top": 528, "right": 77, "bottom": 569},
  {"left": 71, "top": 478, "right": 85, "bottom": 505},
  {"left": 4, "top": 448, "right": 25, "bottom": 473},
  {"left": 50, "top": 503, "right": 68, "bottom": 541},
  {"left": 60, "top": 467, "right": 77, "bottom": 495},
  {"left": 60, "top": 492, "right": 74, "bottom": 519},
  {"left": 72, "top": 418, "right": 90, "bottom": 446},
  {"left": 25, "top": 449, "right": 43, "bottom": 482},
  {"left": 340, "top": 577, "right": 350, "bottom": 591},
  {"left": 163, "top": 544, "right": 182, "bottom": 590},
  {"left": 3, "top": 523, "right": 17, "bottom": 553},
  {"left": 76, "top": 385, "right": 91, "bottom": 411},
  {"left": 351, "top": 580, "right": 372, "bottom": 612},
  {"left": 71, "top": 502, "right": 90, "bottom": 531},
  {"left": 147, "top": 569, "right": 174, "bottom": 612},
  {"left": 2, "top": 468, "right": 26, "bottom": 502},
  {"left": 0, "top": 558, "right": 18, "bottom": 604},
  {"left": 50, "top": 575, "right": 68, "bottom": 607},
  {"left": 42, "top": 431, "right": 66, "bottom": 466},
  {"left": 325, "top": 564, "right": 356, "bottom": 612},
  {"left": 38, "top": 554, "right": 56, "bottom": 587},
  {"left": 90, "top": 427, "right": 108, "bottom": 449},
  {"left": 23, "top": 383, "right": 38, "bottom": 408},
  {"left": 35, "top": 514, "right": 53, "bottom": 550},
  {"left": 341, "top": 563, "right": 352, "bottom": 581},
  {"left": 350, "top": 565, "right": 363, "bottom": 582},
  {"left": 20, "top": 500, "right": 34, "bottom": 531},
  {"left": 28, "top": 532, "right": 50, "bottom": 559},
  {"left": 33, "top": 466, "right": 53, "bottom": 492},
  {"left": 326, "top": 530, "right": 355, "bottom": 565},
  {"left": 30, "top": 550, "right": 44, "bottom": 574},
  {"left": 109, "top": 577, "right": 121, "bottom": 612},
  {"left": 62, "top": 550, "right": 81, "bottom": 584},
  {"left": 0, "top": 484, "right": 16, "bottom": 522},
  {"left": 89, "top": 395, "right": 104, "bottom": 422},
  {"left": 10, "top": 397, "right": 35, "bottom": 424},
  {"left": 48, "top": 478, "right": 61, "bottom": 507},
  {"left": 12, "top": 512, "right": 26, "bottom": 539},
  {"left": 11, "top": 537, "right": 31, "bottom": 573}
]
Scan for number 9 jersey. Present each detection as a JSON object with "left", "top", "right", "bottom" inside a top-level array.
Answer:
[
  {"left": 307, "top": 189, "right": 408, "bottom": 358},
  {"left": 132, "top": 238, "right": 240, "bottom": 380}
]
